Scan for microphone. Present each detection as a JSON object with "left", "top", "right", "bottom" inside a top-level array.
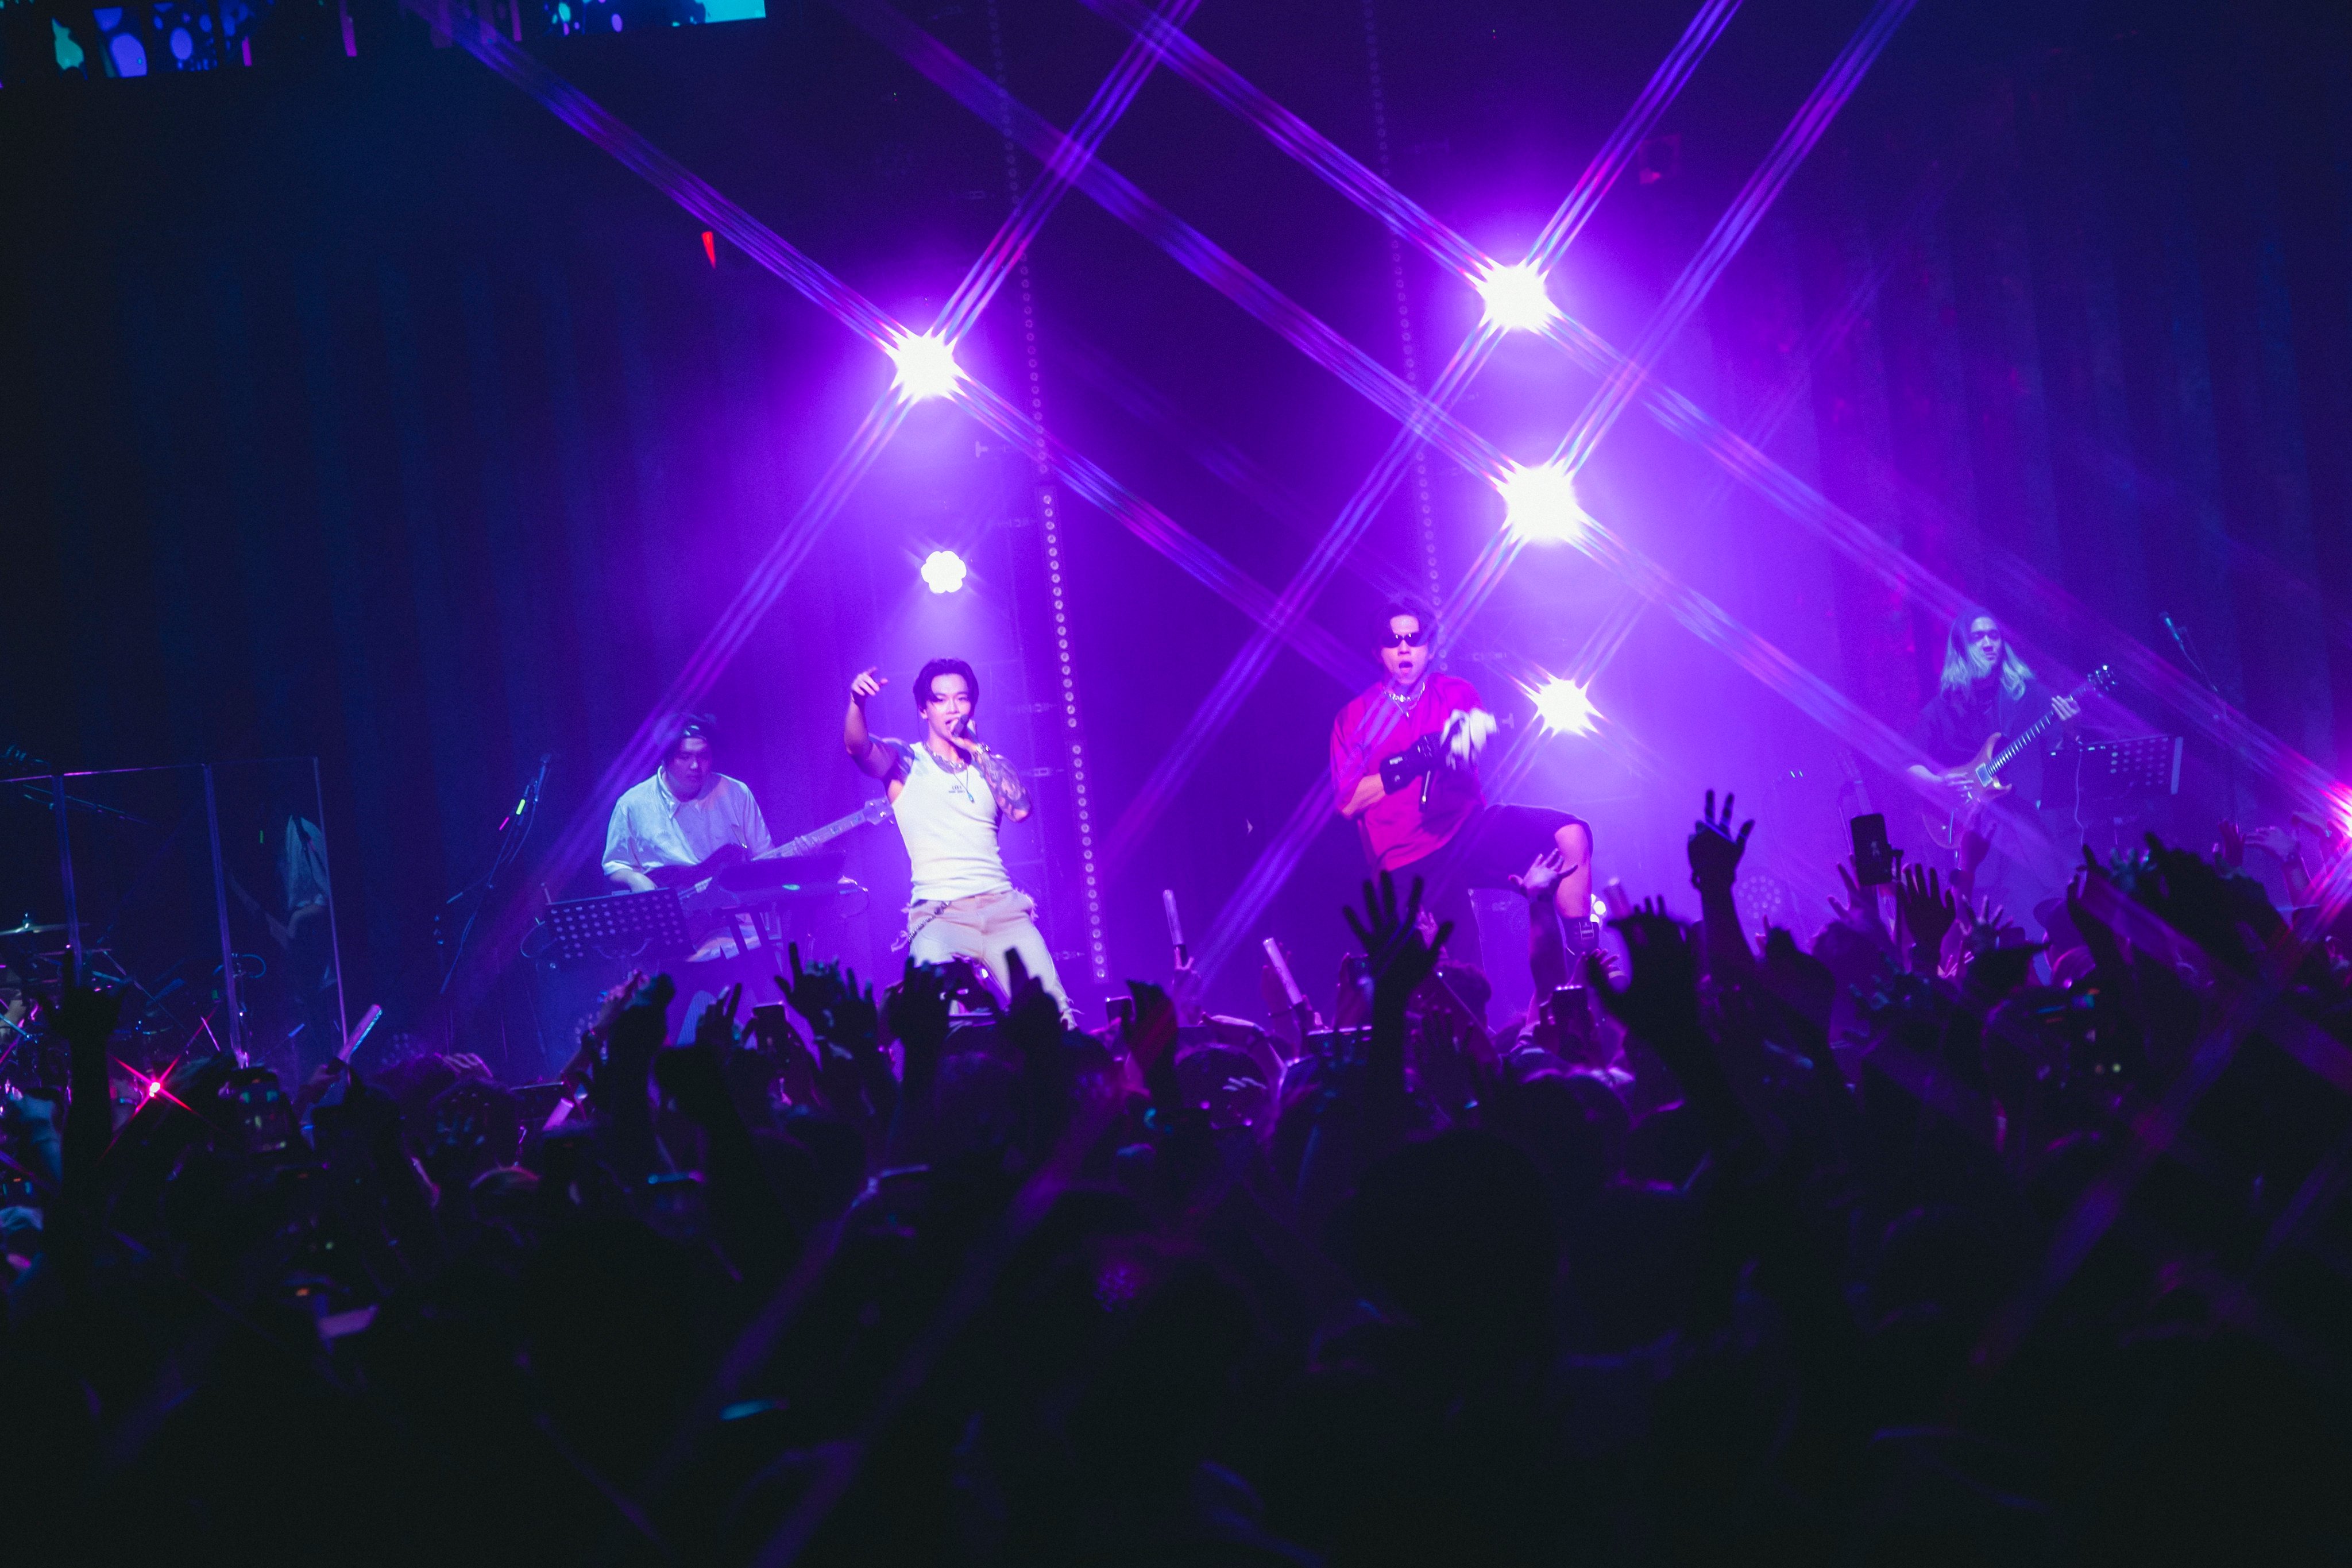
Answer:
[{"left": 2162, "top": 611, "right": 2208, "bottom": 673}]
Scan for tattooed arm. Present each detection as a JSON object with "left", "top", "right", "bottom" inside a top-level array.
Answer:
[{"left": 960, "top": 737, "right": 1033, "bottom": 823}]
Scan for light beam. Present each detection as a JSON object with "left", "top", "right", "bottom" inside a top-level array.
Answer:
[
  {"left": 1474, "top": 259, "right": 1560, "bottom": 333},
  {"left": 885, "top": 329, "right": 963, "bottom": 401},
  {"left": 1523, "top": 674, "right": 1601, "bottom": 737},
  {"left": 1496, "top": 460, "right": 1585, "bottom": 545}
]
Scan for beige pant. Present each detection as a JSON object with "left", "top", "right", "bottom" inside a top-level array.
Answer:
[{"left": 906, "top": 887, "right": 1072, "bottom": 1020}]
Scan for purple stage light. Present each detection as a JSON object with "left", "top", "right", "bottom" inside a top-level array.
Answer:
[
  {"left": 1496, "top": 459, "right": 1583, "bottom": 545},
  {"left": 886, "top": 329, "right": 964, "bottom": 400},
  {"left": 1473, "top": 259, "right": 1559, "bottom": 333},
  {"left": 920, "top": 549, "right": 968, "bottom": 594},
  {"left": 1522, "top": 674, "right": 1600, "bottom": 737}
]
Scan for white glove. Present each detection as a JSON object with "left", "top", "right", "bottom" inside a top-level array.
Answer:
[{"left": 1442, "top": 707, "right": 1497, "bottom": 764}]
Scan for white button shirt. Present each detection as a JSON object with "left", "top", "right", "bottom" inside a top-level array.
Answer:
[{"left": 603, "top": 771, "right": 773, "bottom": 881}]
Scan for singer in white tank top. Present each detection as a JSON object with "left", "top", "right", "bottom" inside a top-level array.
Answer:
[
  {"left": 891, "top": 742, "right": 1013, "bottom": 902},
  {"left": 842, "top": 659, "right": 1073, "bottom": 1020}
]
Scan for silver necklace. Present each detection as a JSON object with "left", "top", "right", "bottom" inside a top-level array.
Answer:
[{"left": 929, "top": 741, "right": 974, "bottom": 800}]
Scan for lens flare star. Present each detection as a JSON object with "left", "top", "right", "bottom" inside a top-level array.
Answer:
[
  {"left": 885, "top": 329, "right": 964, "bottom": 401},
  {"left": 1521, "top": 674, "right": 1601, "bottom": 737},
  {"left": 1496, "top": 459, "right": 1585, "bottom": 544},
  {"left": 920, "top": 549, "right": 969, "bottom": 594},
  {"left": 1473, "top": 259, "right": 1560, "bottom": 333}
]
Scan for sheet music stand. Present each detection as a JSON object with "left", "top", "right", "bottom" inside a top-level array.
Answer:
[
  {"left": 545, "top": 888, "right": 691, "bottom": 968},
  {"left": 2079, "top": 735, "right": 2183, "bottom": 808}
]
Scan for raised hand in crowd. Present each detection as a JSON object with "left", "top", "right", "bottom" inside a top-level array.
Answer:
[
  {"left": 748, "top": 995, "right": 817, "bottom": 1110},
  {"left": 1588, "top": 905, "right": 1701, "bottom": 1051},
  {"left": 783, "top": 941, "right": 879, "bottom": 1050},
  {"left": 1956, "top": 892, "right": 2022, "bottom": 961},
  {"left": 55, "top": 954, "right": 123, "bottom": 1197},
  {"left": 1169, "top": 950, "right": 1207, "bottom": 1026},
  {"left": 1343, "top": 871, "right": 1451, "bottom": 1019},
  {"left": 652, "top": 982, "right": 799, "bottom": 1279},
  {"left": 1895, "top": 862, "right": 1958, "bottom": 975},
  {"left": 883, "top": 960, "right": 951, "bottom": 1160},
  {"left": 1687, "top": 787, "right": 1752, "bottom": 891},
  {"left": 1828, "top": 859, "right": 1891, "bottom": 947},
  {"left": 1689, "top": 787, "right": 1755, "bottom": 979}
]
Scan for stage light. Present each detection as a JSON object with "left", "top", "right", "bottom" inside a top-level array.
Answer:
[
  {"left": 1523, "top": 674, "right": 1600, "bottom": 737},
  {"left": 886, "top": 329, "right": 964, "bottom": 401},
  {"left": 920, "top": 549, "right": 968, "bottom": 594},
  {"left": 1474, "top": 258, "right": 1560, "bottom": 333},
  {"left": 1496, "top": 459, "right": 1584, "bottom": 544}
]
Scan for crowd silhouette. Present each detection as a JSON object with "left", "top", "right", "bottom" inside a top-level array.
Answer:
[{"left": 3, "top": 792, "right": 2350, "bottom": 1565}]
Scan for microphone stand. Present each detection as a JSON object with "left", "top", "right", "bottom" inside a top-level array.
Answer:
[
  {"left": 2166, "top": 616, "right": 2234, "bottom": 825},
  {"left": 439, "top": 755, "right": 551, "bottom": 995}
]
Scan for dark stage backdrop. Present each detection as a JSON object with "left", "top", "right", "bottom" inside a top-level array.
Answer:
[{"left": 3, "top": 0, "right": 2350, "bottom": 1051}]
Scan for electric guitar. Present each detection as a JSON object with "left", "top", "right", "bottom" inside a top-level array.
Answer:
[
  {"left": 1923, "top": 665, "right": 2114, "bottom": 851},
  {"left": 647, "top": 797, "right": 894, "bottom": 891}
]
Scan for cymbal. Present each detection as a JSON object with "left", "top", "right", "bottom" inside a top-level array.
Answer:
[{"left": 0, "top": 920, "right": 65, "bottom": 935}]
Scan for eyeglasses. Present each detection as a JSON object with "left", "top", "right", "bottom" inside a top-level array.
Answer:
[{"left": 1378, "top": 628, "right": 1431, "bottom": 650}]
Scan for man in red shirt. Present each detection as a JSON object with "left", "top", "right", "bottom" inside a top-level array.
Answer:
[{"left": 1332, "top": 599, "right": 1597, "bottom": 991}]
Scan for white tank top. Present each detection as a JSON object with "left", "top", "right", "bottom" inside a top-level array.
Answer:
[{"left": 892, "top": 740, "right": 1013, "bottom": 901}]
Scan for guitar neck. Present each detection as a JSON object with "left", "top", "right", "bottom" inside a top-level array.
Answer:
[
  {"left": 1987, "top": 715, "right": 2053, "bottom": 779},
  {"left": 773, "top": 805, "right": 886, "bottom": 860},
  {"left": 1985, "top": 678, "right": 2091, "bottom": 781}
]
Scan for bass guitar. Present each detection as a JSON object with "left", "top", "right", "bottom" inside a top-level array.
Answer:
[
  {"left": 1924, "top": 665, "right": 2114, "bottom": 851},
  {"left": 647, "top": 797, "right": 894, "bottom": 891}
]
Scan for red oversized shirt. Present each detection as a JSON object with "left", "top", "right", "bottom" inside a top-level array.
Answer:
[{"left": 1330, "top": 671, "right": 1487, "bottom": 872}]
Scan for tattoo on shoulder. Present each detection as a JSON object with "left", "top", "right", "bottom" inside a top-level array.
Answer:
[{"left": 982, "top": 749, "right": 1029, "bottom": 806}]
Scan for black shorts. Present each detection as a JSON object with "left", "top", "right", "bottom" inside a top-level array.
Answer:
[{"left": 1389, "top": 804, "right": 1590, "bottom": 906}]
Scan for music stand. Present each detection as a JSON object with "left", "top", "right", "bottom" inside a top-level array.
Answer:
[
  {"left": 2078, "top": 735, "right": 2183, "bottom": 809},
  {"left": 545, "top": 888, "right": 691, "bottom": 969}
]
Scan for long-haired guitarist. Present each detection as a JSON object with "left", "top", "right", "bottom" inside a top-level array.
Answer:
[
  {"left": 603, "top": 713, "right": 774, "bottom": 892},
  {"left": 1903, "top": 608, "right": 2081, "bottom": 907},
  {"left": 845, "top": 657, "right": 1073, "bottom": 1022}
]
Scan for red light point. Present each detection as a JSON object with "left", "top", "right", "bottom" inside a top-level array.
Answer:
[{"left": 701, "top": 231, "right": 716, "bottom": 268}]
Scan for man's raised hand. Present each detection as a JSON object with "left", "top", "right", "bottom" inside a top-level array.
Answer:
[
  {"left": 608, "top": 973, "right": 675, "bottom": 1066},
  {"left": 692, "top": 982, "right": 745, "bottom": 1053},
  {"left": 850, "top": 666, "right": 887, "bottom": 705},
  {"left": 1343, "top": 871, "right": 1451, "bottom": 1009},
  {"left": 1586, "top": 909, "right": 1701, "bottom": 1045},
  {"left": 1687, "top": 789, "right": 1752, "bottom": 891},
  {"left": 885, "top": 960, "right": 952, "bottom": 1056},
  {"left": 1896, "top": 863, "right": 1958, "bottom": 963},
  {"left": 783, "top": 942, "right": 877, "bottom": 1047},
  {"left": 1828, "top": 862, "right": 1890, "bottom": 943},
  {"left": 1511, "top": 847, "right": 1566, "bottom": 905}
]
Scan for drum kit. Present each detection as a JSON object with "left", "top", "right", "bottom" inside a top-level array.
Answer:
[{"left": 0, "top": 913, "right": 243, "bottom": 1095}]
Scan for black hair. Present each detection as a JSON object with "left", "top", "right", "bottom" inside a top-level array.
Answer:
[
  {"left": 1373, "top": 598, "right": 1435, "bottom": 647},
  {"left": 913, "top": 658, "right": 979, "bottom": 712},
  {"left": 658, "top": 712, "right": 720, "bottom": 760}
]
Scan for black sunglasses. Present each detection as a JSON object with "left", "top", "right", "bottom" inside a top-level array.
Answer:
[{"left": 1378, "top": 628, "right": 1432, "bottom": 650}]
